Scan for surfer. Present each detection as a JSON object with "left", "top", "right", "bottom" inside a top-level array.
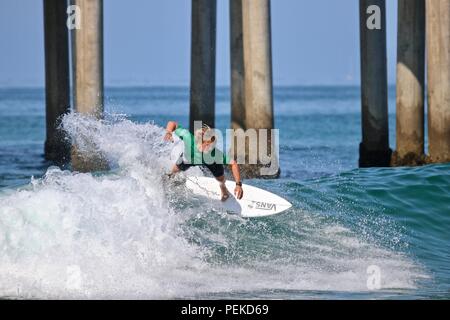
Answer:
[{"left": 164, "top": 121, "right": 243, "bottom": 201}]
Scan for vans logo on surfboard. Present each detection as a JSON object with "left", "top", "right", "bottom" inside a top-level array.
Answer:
[{"left": 248, "top": 201, "right": 277, "bottom": 211}]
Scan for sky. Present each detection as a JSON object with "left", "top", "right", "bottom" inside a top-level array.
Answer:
[{"left": 0, "top": 0, "right": 398, "bottom": 87}]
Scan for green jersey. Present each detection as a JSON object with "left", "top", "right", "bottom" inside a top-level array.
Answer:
[{"left": 174, "top": 126, "right": 231, "bottom": 165}]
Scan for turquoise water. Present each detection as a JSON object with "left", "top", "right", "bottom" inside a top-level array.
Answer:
[{"left": 0, "top": 87, "right": 448, "bottom": 299}]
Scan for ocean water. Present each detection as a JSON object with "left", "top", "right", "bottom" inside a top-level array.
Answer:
[{"left": 0, "top": 86, "right": 449, "bottom": 299}]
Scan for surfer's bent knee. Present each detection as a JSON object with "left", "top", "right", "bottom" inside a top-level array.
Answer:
[{"left": 174, "top": 157, "right": 192, "bottom": 172}]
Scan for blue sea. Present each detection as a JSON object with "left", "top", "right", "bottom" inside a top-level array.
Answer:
[{"left": 0, "top": 86, "right": 449, "bottom": 299}]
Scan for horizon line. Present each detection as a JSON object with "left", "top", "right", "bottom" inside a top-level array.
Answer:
[{"left": 0, "top": 84, "right": 399, "bottom": 90}]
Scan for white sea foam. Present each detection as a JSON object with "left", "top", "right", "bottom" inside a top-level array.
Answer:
[{"left": 0, "top": 113, "right": 426, "bottom": 299}]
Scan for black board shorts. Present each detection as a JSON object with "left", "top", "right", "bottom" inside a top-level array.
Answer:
[{"left": 176, "top": 153, "right": 224, "bottom": 178}]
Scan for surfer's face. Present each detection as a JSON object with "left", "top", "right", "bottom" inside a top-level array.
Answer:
[
  {"left": 196, "top": 136, "right": 216, "bottom": 152},
  {"left": 195, "top": 128, "right": 216, "bottom": 152}
]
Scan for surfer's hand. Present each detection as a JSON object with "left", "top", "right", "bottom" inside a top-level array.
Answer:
[
  {"left": 164, "top": 131, "right": 174, "bottom": 142},
  {"left": 234, "top": 185, "right": 243, "bottom": 200}
]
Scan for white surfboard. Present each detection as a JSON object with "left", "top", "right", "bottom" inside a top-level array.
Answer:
[{"left": 185, "top": 176, "right": 292, "bottom": 218}]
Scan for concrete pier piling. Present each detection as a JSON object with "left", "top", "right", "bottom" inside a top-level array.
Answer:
[
  {"left": 71, "top": 0, "right": 106, "bottom": 172},
  {"left": 242, "top": 0, "right": 274, "bottom": 131},
  {"left": 190, "top": 0, "right": 217, "bottom": 132},
  {"left": 230, "top": 0, "right": 248, "bottom": 175},
  {"left": 43, "top": 0, "right": 71, "bottom": 164},
  {"left": 359, "top": 0, "right": 392, "bottom": 167},
  {"left": 392, "top": 0, "right": 426, "bottom": 166},
  {"left": 237, "top": 0, "right": 278, "bottom": 177},
  {"left": 72, "top": 0, "right": 104, "bottom": 118},
  {"left": 426, "top": 0, "right": 450, "bottom": 164},
  {"left": 230, "top": 0, "right": 246, "bottom": 131}
]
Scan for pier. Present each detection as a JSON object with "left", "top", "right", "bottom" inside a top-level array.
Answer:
[
  {"left": 231, "top": 0, "right": 277, "bottom": 178},
  {"left": 426, "top": 0, "right": 450, "bottom": 164},
  {"left": 190, "top": 0, "right": 217, "bottom": 132},
  {"left": 70, "top": 0, "right": 106, "bottom": 172},
  {"left": 38, "top": 0, "right": 450, "bottom": 175},
  {"left": 43, "top": 0, "right": 71, "bottom": 165},
  {"left": 392, "top": 0, "right": 426, "bottom": 166},
  {"left": 359, "top": 0, "right": 391, "bottom": 167}
]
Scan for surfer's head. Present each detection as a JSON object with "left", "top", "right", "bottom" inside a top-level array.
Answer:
[{"left": 194, "top": 124, "right": 216, "bottom": 152}]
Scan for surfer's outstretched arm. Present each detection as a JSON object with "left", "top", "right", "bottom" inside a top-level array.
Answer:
[{"left": 229, "top": 160, "right": 243, "bottom": 200}]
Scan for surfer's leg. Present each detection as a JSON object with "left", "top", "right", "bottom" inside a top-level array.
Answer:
[
  {"left": 170, "top": 164, "right": 181, "bottom": 175},
  {"left": 205, "top": 164, "right": 229, "bottom": 201},
  {"left": 215, "top": 175, "right": 230, "bottom": 202},
  {"left": 170, "top": 154, "right": 192, "bottom": 175},
  {"left": 168, "top": 153, "right": 192, "bottom": 178},
  {"left": 165, "top": 164, "right": 179, "bottom": 179}
]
